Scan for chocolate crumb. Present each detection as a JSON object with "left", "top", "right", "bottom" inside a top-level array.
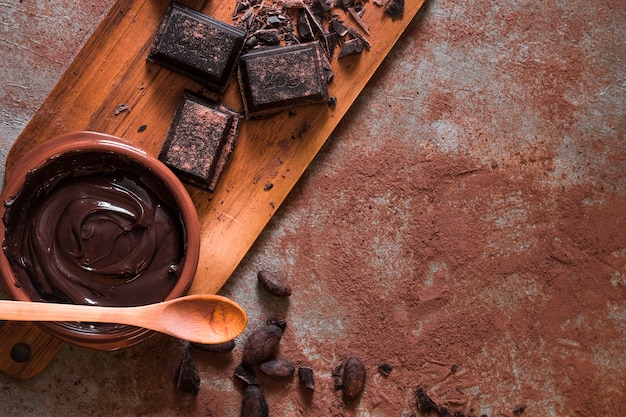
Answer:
[
  {"left": 513, "top": 405, "right": 526, "bottom": 415},
  {"left": 415, "top": 386, "right": 439, "bottom": 413},
  {"left": 114, "top": 103, "right": 131, "bottom": 115},
  {"left": 263, "top": 182, "right": 273, "bottom": 191},
  {"left": 378, "top": 363, "right": 393, "bottom": 376}
]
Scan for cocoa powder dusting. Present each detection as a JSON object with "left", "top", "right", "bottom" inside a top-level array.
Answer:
[{"left": 255, "top": 137, "right": 625, "bottom": 416}]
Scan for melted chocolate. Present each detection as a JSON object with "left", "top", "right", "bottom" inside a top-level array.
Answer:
[{"left": 3, "top": 151, "right": 186, "bottom": 308}]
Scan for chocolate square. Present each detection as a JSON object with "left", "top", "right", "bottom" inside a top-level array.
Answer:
[
  {"left": 159, "top": 92, "right": 241, "bottom": 192},
  {"left": 148, "top": 3, "right": 246, "bottom": 94},
  {"left": 237, "top": 41, "right": 330, "bottom": 119}
]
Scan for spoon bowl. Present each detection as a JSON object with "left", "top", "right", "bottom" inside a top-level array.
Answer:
[{"left": 0, "top": 294, "right": 247, "bottom": 345}]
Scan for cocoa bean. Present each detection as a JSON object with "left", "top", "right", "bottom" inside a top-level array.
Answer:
[
  {"left": 190, "top": 339, "right": 236, "bottom": 353},
  {"left": 259, "top": 357, "right": 295, "bottom": 378},
  {"left": 341, "top": 357, "right": 366, "bottom": 401},
  {"left": 243, "top": 324, "right": 283, "bottom": 365},
  {"left": 266, "top": 316, "right": 287, "bottom": 332},
  {"left": 174, "top": 349, "right": 200, "bottom": 395},
  {"left": 298, "top": 366, "right": 315, "bottom": 390},
  {"left": 235, "top": 362, "right": 259, "bottom": 386},
  {"left": 241, "top": 385, "right": 269, "bottom": 417},
  {"left": 257, "top": 270, "right": 292, "bottom": 297}
]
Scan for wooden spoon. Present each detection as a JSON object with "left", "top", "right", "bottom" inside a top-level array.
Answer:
[{"left": 0, "top": 294, "right": 247, "bottom": 344}]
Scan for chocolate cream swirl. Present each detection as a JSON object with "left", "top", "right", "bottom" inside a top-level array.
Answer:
[{"left": 3, "top": 152, "right": 186, "bottom": 307}]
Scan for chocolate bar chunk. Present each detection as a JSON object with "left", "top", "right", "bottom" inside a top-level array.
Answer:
[
  {"left": 148, "top": 3, "right": 246, "bottom": 94},
  {"left": 159, "top": 92, "right": 241, "bottom": 192},
  {"left": 237, "top": 41, "right": 330, "bottom": 119}
]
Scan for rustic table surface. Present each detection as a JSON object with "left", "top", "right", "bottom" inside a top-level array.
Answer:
[{"left": 1, "top": 1, "right": 625, "bottom": 416}]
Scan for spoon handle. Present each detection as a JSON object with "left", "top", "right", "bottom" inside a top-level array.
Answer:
[{"left": 0, "top": 300, "right": 146, "bottom": 326}]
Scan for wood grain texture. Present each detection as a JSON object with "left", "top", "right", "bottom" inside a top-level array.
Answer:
[{"left": 2, "top": 0, "right": 425, "bottom": 378}]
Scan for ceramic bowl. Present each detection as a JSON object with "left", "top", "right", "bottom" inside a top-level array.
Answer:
[{"left": 0, "top": 132, "right": 200, "bottom": 350}]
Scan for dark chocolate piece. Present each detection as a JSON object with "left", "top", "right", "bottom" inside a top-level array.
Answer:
[
  {"left": 159, "top": 92, "right": 241, "bottom": 192},
  {"left": 237, "top": 42, "right": 330, "bottom": 119},
  {"left": 338, "top": 38, "right": 364, "bottom": 58},
  {"left": 148, "top": 3, "right": 245, "bottom": 94}
]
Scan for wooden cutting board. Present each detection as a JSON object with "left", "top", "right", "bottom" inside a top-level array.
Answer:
[{"left": 0, "top": 0, "right": 425, "bottom": 379}]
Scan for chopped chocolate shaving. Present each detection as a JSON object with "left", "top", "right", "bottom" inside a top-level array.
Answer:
[
  {"left": 331, "top": 19, "right": 349, "bottom": 37},
  {"left": 348, "top": 6, "right": 370, "bottom": 35},
  {"left": 384, "top": 0, "right": 404, "bottom": 20},
  {"left": 114, "top": 103, "right": 131, "bottom": 115},
  {"left": 317, "top": 0, "right": 333, "bottom": 12},
  {"left": 348, "top": 26, "right": 371, "bottom": 49},
  {"left": 338, "top": 37, "right": 364, "bottom": 58},
  {"left": 296, "top": 9, "right": 315, "bottom": 40},
  {"left": 254, "top": 28, "right": 281, "bottom": 45}
]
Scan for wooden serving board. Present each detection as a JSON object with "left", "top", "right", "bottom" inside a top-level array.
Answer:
[{"left": 0, "top": 0, "right": 425, "bottom": 379}]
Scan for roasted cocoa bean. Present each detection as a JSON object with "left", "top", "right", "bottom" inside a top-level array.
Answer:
[
  {"left": 235, "top": 362, "right": 259, "bottom": 386},
  {"left": 259, "top": 357, "right": 295, "bottom": 378},
  {"left": 190, "top": 339, "right": 236, "bottom": 353},
  {"left": 341, "top": 357, "right": 366, "bottom": 401},
  {"left": 241, "top": 385, "right": 269, "bottom": 417},
  {"left": 174, "top": 349, "right": 200, "bottom": 395},
  {"left": 266, "top": 316, "right": 287, "bottom": 332},
  {"left": 243, "top": 324, "right": 283, "bottom": 365},
  {"left": 257, "top": 270, "right": 292, "bottom": 297},
  {"left": 298, "top": 366, "right": 315, "bottom": 390}
]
